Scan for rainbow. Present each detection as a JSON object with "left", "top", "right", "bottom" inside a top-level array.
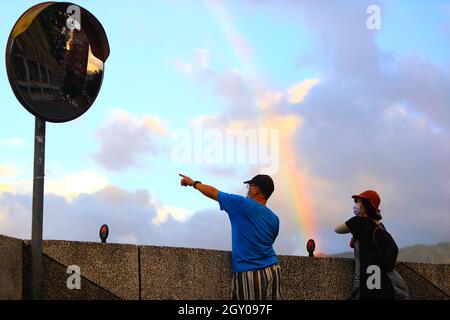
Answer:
[{"left": 204, "top": 0, "right": 318, "bottom": 253}]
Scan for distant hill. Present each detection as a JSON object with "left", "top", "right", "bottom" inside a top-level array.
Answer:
[{"left": 329, "top": 242, "right": 450, "bottom": 264}]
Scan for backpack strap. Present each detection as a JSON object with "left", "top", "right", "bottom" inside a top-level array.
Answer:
[{"left": 372, "top": 222, "right": 383, "bottom": 243}]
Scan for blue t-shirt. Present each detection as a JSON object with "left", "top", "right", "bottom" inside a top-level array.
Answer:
[{"left": 218, "top": 191, "right": 280, "bottom": 272}]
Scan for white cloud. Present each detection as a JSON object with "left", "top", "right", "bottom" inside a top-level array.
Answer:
[
  {"left": 0, "top": 165, "right": 20, "bottom": 178},
  {"left": 117, "top": 234, "right": 138, "bottom": 244},
  {"left": 189, "top": 115, "right": 220, "bottom": 127},
  {"left": 195, "top": 48, "right": 209, "bottom": 69},
  {"left": 256, "top": 90, "right": 283, "bottom": 111},
  {"left": 171, "top": 51, "right": 217, "bottom": 91},
  {"left": 287, "top": 79, "right": 320, "bottom": 104},
  {"left": 45, "top": 170, "right": 109, "bottom": 202},
  {"left": 152, "top": 205, "right": 193, "bottom": 225},
  {"left": 0, "top": 168, "right": 109, "bottom": 202},
  {"left": 93, "top": 109, "right": 168, "bottom": 171},
  {"left": 0, "top": 186, "right": 231, "bottom": 251},
  {"left": 171, "top": 48, "right": 210, "bottom": 77},
  {"left": 0, "top": 138, "right": 25, "bottom": 146},
  {"left": 171, "top": 58, "right": 193, "bottom": 75}
]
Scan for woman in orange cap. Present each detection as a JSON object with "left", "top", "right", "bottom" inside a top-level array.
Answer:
[{"left": 335, "top": 190, "right": 409, "bottom": 300}]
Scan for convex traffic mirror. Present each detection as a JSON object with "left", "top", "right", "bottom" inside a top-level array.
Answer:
[{"left": 6, "top": 2, "right": 110, "bottom": 122}]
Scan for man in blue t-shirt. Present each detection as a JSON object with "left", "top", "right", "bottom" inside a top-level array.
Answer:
[{"left": 179, "top": 173, "right": 282, "bottom": 300}]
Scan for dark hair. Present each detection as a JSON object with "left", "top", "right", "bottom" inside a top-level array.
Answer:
[
  {"left": 361, "top": 197, "right": 382, "bottom": 221},
  {"left": 262, "top": 190, "right": 272, "bottom": 200},
  {"left": 252, "top": 184, "right": 271, "bottom": 200}
]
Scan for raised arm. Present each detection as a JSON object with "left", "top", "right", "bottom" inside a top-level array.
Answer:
[
  {"left": 179, "top": 173, "right": 219, "bottom": 201},
  {"left": 334, "top": 223, "right": 351, "bottom": 234}
]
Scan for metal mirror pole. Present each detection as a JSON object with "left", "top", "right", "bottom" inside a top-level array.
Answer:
[{"left": 31, "top": 117, "right": 46, "bottom": 300}]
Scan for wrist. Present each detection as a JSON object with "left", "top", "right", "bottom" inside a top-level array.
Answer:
[{"left": 193, "top": 181, "right": 202, "bottom": 189}]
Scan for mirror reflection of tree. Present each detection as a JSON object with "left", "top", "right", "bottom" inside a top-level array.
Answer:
[
  {"left": 85, "top": 70, "right": 103, "bottom": 102},
  {"left": 36, "top": 7, "right": 69, "bottom": 63}
]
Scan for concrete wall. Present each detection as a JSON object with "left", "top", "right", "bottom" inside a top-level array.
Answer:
[
  {"left": 395, "top": 263, "right": 449, "bottom": 300},
  {"left": 1, "top": 235, "right": 449, "bottom": 300},
  {"left": 0, "top": 235, "right": 23, "bottom": 299},
  {"left": 41, "top": 240, "right": 139, "bottom": 299},
  {"left": 280, "top": 255, "right": 354, "bottom": 299},
  {"left": 140, "top": 246, "right": 232, "bottom": 299},
  {"left": 402, "top": 262, "right": 450, "bottom": 295},
  {"left": 22, "top": 243, "right": 119, "bottom": 300}
]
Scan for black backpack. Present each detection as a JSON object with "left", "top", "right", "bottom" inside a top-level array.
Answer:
[{"left": 371, "top": 223, "right": 399, "bottom": 271}]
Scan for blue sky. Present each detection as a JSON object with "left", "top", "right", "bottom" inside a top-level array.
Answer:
[{"left": 1, "top": 0, "right": 449, "bottom": 256}]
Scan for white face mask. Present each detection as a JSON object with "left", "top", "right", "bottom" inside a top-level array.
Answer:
[{"left": 353, "top": 203, "right": 360, "bottom": 216}]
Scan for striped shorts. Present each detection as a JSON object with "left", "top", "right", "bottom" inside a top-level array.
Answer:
[{"left": 231, "top": 264, "right": 282, "bottom": 300}]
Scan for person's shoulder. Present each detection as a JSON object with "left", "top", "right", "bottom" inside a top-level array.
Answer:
[
  {"left": 345, "top": 216, "right": 368, "bottom": 233},
  {"left": 218, "top": 191, "right": 245, "bottom": 202},
  {"left": 218, "top": 192, "right": 246, "bottom": 212},
  {"left": 265, "top": 205, "right": 278, "bottom": 216},
  {"left": 261, "top": 205, "right": 279, "bottom": 221},
  {"left": 347, "top": 216, "right": 375, "bottom": 223},
  {"left": 348, "top": 216, "right": 377, "bottom": 231},
  {"left": 346, "top": 215, "right": 362, "bottom": 224}
]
